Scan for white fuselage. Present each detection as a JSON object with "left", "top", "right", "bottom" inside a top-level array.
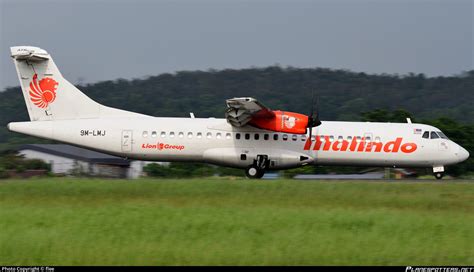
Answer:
[
  {"left": 8, "top": 46, "right": 470, "bottom": 176},
  {"left": 8, "top": 116, "right": 469, "bottom": 170}
]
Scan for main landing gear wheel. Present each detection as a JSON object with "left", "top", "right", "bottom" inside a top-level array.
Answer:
[
  {"left": 245, "top": 155, "right": 269, "bottom": 179},
  {"left": 245, "top": 166, "right": 264, "bottom": 179},
  {"left": 434, "top": 172, "right": 444, "bottom": 180}
]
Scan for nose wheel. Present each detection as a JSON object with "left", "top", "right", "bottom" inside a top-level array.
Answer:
[
  {"left": 434, "top": 172, "right": 444, "bottom": 180},
  {"left": 432, "top": 166, "right": 445, "bottom": 180}
]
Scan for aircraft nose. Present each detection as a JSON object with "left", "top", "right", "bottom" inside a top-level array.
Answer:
[{"left": 457, "top": 146, "right": 469, "bottom": 162}]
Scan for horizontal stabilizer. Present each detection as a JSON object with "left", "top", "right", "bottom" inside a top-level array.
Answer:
[{"left": 11, "top": 46, "right": 50, "bottom": 61}]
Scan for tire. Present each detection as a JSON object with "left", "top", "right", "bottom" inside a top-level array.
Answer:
[
  {"left": 434, "top": 172, "right": 444, "bottom": 180},
  {"left": 245, "top": 166, "right": 263, "bottom": 179}
]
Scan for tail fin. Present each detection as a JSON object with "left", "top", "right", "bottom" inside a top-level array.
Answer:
[{"left": 10, "top": 46, "right": 143, "bottom": 121}]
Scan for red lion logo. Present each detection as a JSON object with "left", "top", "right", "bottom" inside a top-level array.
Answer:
[{"left": 29, "top": 73, "right": 58, "bottom": 108}]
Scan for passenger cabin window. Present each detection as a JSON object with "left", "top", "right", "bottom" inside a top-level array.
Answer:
[
  {"left": 347, "top": 136, "right": 353, "bottom": 141},
  {"left": 273, "top": 134, "right": 279, "bottom": 141},
  {"left": 356, "top": 136, "right": 361, "bottom": 143},
  {"left": 206, "top": 132, "right": 212, "bottom": 139},
  {"left": 178, "top": 132, "right": 184, "bottom": 138},
  {"left": 422, "top": 131, "right": 429, "bottom": 139},
  {"left": 245, "top": 133, "right": 250, "bottom": 140},
  {"left": 337, "top": 136, "right": 343, "bottom": 142},
  {"left": 197, "top": 132, "right": 202, "bottom": 139},
  {"left": 169, "top": 132, "right": 175, "bottom": 138},
  {"left": 216, "top": 133, "right": 222, "bottom": 139},
  {"left": 329, "top": 136, "right": 334, "bottom": 142},
  {"left": 292, "top": 135, "right": 297, "bottom": 141},
  {"left": 365, "top": 136, "right": 372, "bottom": 143},
  {"left": 226, "top": 133, "right": 231, "bottom": 139},
  {"left": 254, "top": 134, "right": 259, "bottom": 140},
  {"left": 142, "top": 131, "right": 148, "bottom": 138},
  {"left": 264, "top": 134, "right": 269, "bottom": 140},
  {"left": 282, "top": 134, "right": 288, "bottom": 141},
  {"left": 151, "top": 131, "right": 157, "bottom": 138},
  {"left": 431, "top": 131, "right": 439, "bottom": 139},
  {"left": 301, "top": 135, "right": 306, "bottom": 141},
  {"left": 188, "top": 132, "right": 193, "bottom": 138},
  {"left": 375, "top": 136, "right": 381, "bottom": 143},
  {"left": 236, "top": 133, "right": 241, "bottom": 140}
]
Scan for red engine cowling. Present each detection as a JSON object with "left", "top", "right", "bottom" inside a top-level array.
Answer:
[{"left": 249, "top": 110, "right": 309, "bottom": 134}]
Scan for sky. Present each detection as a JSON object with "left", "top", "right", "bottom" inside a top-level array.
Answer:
[{"left": 0, "top": 0, "right": 472, "bottom": 90}]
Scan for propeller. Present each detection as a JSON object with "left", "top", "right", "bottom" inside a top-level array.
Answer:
[{"left": 307, "top": 91, "right": 322, "bottom": 142}]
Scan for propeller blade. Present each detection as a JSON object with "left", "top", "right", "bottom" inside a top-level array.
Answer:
[
  {"left": 313, "top": 94, "right": 321, "bottom": 127},
  {"left": 306, "top": 90, "right": 321, "bottom": 144},
  {"left": 307, "top": 90, "right": 321, "bottom": 128},
  {"left": 308, "top": 126, "right": 312, "bottom": 143}
]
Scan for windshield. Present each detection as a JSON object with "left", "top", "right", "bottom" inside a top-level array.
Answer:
[{"left": 437, "top": 131, "right": 449, "bottom": 139}]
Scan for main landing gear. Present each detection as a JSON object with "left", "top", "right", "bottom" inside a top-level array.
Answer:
[{"left": 245, "top": 155, "right": 269, "bottom": 179}]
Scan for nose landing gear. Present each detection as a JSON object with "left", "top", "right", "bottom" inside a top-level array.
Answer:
[
  {"left": 245, "top": 155, "right": 269, "bottom": 179},
  {"left": 434, "top": 172, "right": 444, "bottom": 180},
  {"left": 433, "top": 166, "right": 445, "bottom": 180}
]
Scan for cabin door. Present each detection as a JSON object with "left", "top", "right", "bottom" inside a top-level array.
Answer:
[{"left": 121, "top": 130, "right": 133, "bottom": 153}]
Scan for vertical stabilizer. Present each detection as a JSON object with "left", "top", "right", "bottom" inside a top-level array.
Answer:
[{"left": 10, "top": 46, "right": 144, "bottom": 121}]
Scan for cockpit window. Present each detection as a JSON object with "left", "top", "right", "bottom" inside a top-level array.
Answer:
[
  {"left": 437, "top": 131, "right": 449, "bottom": 139},
  {"left": 422, "top": 131, "right": 429, "bottom": 139},
  {"left": 430, "top": 131, "right": 440, "bottom": 139}
]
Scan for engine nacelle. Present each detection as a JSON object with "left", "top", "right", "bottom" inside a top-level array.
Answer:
[{"left": 249, "top": 110, "right": 309, "bottom": 134}]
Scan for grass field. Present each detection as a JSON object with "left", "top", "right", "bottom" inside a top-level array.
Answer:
[{"left": 0, "top": 178, "right": 473, "bottom": 265}]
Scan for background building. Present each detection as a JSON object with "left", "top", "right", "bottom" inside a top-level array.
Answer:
[{"left": 18, "top": 144, "right": 154, "bottom": 179}]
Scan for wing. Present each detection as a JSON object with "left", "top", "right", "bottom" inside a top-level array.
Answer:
[{"left": 225, "top": 97, "right": 275, "bottom": 127}]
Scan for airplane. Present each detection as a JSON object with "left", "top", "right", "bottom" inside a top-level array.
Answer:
[{"left": 7, "top": 46, "right": 470, "bottom": 179}]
